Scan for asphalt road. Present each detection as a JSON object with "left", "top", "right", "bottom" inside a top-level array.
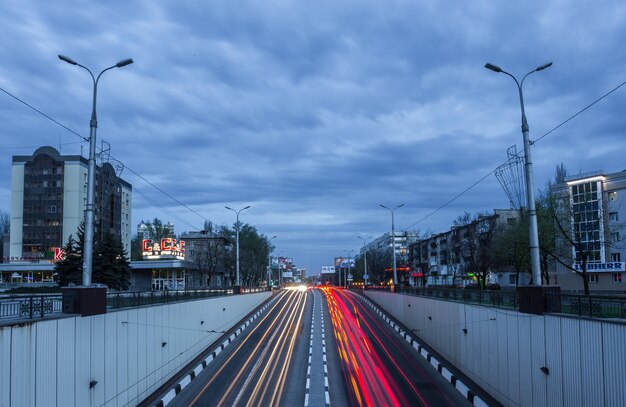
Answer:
[{"left": 165, "top": 287, "right": 474, "bottom": 407}]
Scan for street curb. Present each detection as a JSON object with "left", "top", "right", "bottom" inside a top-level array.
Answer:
[
  {"left": 153, "top": 295, "right": 280, "bottom": 407},
  {"left": 354, "top": 292, "right": 491, "bottom": 407}
]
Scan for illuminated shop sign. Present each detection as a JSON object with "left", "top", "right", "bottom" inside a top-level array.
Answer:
[
  {"left": 573, "top": 262, "right": 625, "bottom": 273},
  {"left": 142, "top": 238, "right": 186, "bottom": 260}
]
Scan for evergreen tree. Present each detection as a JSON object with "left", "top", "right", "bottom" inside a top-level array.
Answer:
[
  {"left": 93, "top": 233, "right": 132, "bottom": 290},
  {"left": 55, "top": 234, "right": 83, "bottom": 286}
]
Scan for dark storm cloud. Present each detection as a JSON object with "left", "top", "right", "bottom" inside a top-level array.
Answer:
[{"left": 2, "top": 0, "right": 626, "bottom": 274}]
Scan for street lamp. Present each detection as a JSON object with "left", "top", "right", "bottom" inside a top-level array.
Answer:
[
  {"left": 380, "top": 204, "right": 404, "bottom": 285},
  {"left": 225, "top": 205, "right": 251, "bottom": 287},
  {"left": 485, "top": 61, "right": 552, "bottom": 286},
  {"left": 356, "top": 235, "right": 369, "bottom": 285},
  {"left": 268, "top": 235, "right": 277, "bottom": 288},
  {"left": 344, "top": 249, "right": 354, "bottom": 289},
  {"left": 58, "top": 54, "right": 133, "bottom": 287}
]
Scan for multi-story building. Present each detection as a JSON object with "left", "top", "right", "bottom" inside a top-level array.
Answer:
[
  {"left": 550, "top": 170, "right": 626, "bottom": 292},
  {"left": 9, "top": 146, "right": 132, "bottom": 266},
  {"left": 179, "top": 230, "right": 231, "bottom": 287},
  {"left": 407, "top": 209, "right": 519, "bottom": 287}
]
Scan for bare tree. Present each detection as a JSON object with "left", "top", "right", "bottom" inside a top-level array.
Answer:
[
  {"left": 1, "top": 210, "right": 10, "bottom": 260},
  {"left": 454, "top": 212, "right": 499, "bottom": 289}
]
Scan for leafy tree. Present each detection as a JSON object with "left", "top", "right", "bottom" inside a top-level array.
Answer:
[
  {"left": 56, "top": 234, "right": 83, "bottom": 286},
  {"left": 492, "top": 210, "right": 530, "bottom": 286},
  {"left": 367, "top": 247, "right": 393, "bottom": 285},
  {"left": 454, "top": 211, "right": 499, "bottom": 289},
  {"left": 222, "top": 223, "right": 273, "bottom": 287}
]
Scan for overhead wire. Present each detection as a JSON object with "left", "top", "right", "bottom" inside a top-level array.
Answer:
[
  {"left": 402, "top": 78, "right": 626, "bottom": 232},
  {"left": 1, "top": 85, "right": 208, "bottom": 228}
]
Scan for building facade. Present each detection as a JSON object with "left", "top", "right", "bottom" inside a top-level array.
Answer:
[
  {"left": 407, "top": 209, "right": 520, "bottom": 287},
  {"left": 551, "top": 170, "right": 626, "bottom": 292},
  {"left": 9, "top": 146, "right": 132, "bottom": 266}
]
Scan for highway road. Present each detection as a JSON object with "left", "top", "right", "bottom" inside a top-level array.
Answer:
[{"left": 165, "top": 287, "right": 472, "bottom": 407}]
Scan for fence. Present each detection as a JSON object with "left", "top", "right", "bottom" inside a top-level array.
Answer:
[
  {"left": 1, "top": 286, "right": 270, "bottom": 321},
  {"left": 366, "top": 285, "right": 626, "bottom": 320}
]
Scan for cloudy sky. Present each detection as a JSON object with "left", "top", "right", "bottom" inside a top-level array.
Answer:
[{"left": 1, "top": 1, "right": 625, "bottom": 275}]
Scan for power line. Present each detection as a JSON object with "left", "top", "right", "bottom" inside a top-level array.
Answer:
[
  {"left": 402, "top": 78, "right": 626, "bottom": 232},
  {"left": 1, "top": 85, "right": 209, "bottom": 226}
]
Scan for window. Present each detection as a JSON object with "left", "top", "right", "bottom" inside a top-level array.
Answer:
[
  {"left": 612, "top": 253, "right": 621, "bottom": 262},
  {"left": 609, "top": 212, "right": 619, "bottom": 222},
  {"left": 589, "top": 274, "right": 599, "bottom": 283},
  {"left": 611, "top": 232, "right": 620, "bottom": 243},
  {"left": 613, "top": 273, "right": 623, "bottom": 283}
]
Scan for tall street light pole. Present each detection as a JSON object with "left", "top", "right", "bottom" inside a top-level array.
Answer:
[
  {"left": 225, "top": 205, "right": 251, "bottom": 287},
  {"left": 380, "top": 204, "right": 404, "bottom": 285},
  {"left": 344, "top": 249, "right": 354, "bottom": 289},
  {"left": 58, "top": 54, "right": 133, "bottom": 287},
  {"left": 356, "top": 235, "right": 369, "bottom": 285},
  {"left": 485, "top": 61, "right": 552, "bottom": 286},
  {"left": 268, "top": 235, "right": 277, "bottom": 288}
]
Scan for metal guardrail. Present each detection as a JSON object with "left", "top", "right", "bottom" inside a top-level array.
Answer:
[
  {"left": 364, "top": 285, "right": 519, "bottom": 309},
  {"left": 0, "top": 294, "right": 65, "bottom": 321},
  {"left": 0, "top": 286, "right": 271, "bottom": 321},
  {"left": 546, "top": 293, "right": 626, "bottom": 319}
]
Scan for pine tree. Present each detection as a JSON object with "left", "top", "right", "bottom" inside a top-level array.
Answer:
[{"left": 55, "top": 234, "right": 83, "bottom": 286}]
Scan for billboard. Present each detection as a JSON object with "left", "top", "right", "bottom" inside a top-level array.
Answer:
[
  {"left": 335, "top": 257, "right": 355, "bottom": 268},
  {"left": 321, "top": 265, "right": 336, "bottom": 274},
  {"left": 142, "top": 238, "right": 186, "bottom": 260}
]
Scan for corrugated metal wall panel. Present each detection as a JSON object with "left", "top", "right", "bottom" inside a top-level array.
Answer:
[
  {"left": 495, "top": 310, "right": 509, "bottom": 401},
  {"left": 135, "top": 307, "right": 148, "bottom": 400},
  {"left": 103, "top": 313, "right": 118, "bottom": 407},
  {"left": 11, "top": 323, "right": 35, "bottom": 407},
  {"left": 0, "top": 326, "right": 12, "bottom": 407},
  {"left": 530, "top": 316, "right": 546, "bottom": 407},
  {"left": 126, "top": 308, "right": 139, "bottom": 404},
  {"left": 506, "top": 312, "right": 521, "bottom": 407},
  {"left": 517, "top": 314, "right": 532, "bottom": 407},
  {"left": 116, "top": 310, "right": 129, "bottom": 407},
  {"left": 74, "top": 316, "right": 91, "bottom": 407},
  {"left": 90, "top": 315, "right": 106, "bottom": 407},
  {"left": 579, "top": 320, "right": 605, "bottom": 406},
  {"left": 560, "top": 317, "right": 582, "bottom": 407},
  {"left": 56, "top": 317, "right": 76, "bottom": 407},
  {"left": 35, "top": 320, "right": 57, "bottom": 407},
  {"left": 602, "top": 323, "right": 626, "bottom": 406},
  {"left": 544, "top": 316, "right": 564, "bottom": 407},
  {"left": 143, "top": 306, "right": 157, "bottom": 399}
]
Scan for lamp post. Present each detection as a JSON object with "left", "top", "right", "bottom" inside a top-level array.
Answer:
[
  {"left": 485, "top": 61, "right": 552, "bottom": 286},
  {"left": 225, "top": 205, "right": 251, "bottom": 287},
  {"left": 344, "top": 249, "right": 354, "bottom": 289},
  {"left": 356, "top": 235, "right": 369, "bottom": 285},
  {"left": 58, "top": 54, "right": 133, "bottom": 287},
  {"left": 380, "top": 204, "right": 404, "bottom": 285},
  {"left": 268, "top": 235, "right": 277, "bottom": 288}
]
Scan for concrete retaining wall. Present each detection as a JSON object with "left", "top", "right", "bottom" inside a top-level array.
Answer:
[
  {"left": 0, "top": 292, "right": 271, "bottom": 407},
  {"left": 363, "top": 290, "right": 626, "bottom": 407}
]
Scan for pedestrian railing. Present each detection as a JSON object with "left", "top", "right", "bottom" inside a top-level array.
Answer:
[
  {"left": 0, "top": 294, "right": 65, "bottom": 321},
  {"left": 546, "top": 292, "right": 626, "bottom": 319},
  {"left": 1, "top": 286, "right": 271, "bottom": 321}
]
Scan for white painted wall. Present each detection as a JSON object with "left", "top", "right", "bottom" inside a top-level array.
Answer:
[
  {"left": 62, "top": 160, "right": 88, "bottom": 245},
  {"left": 364, "top": 291, "right": 626, "bottom": 407},
  {"left": 0, "top": 292, "right": 271, "bottom": 407},
  {"left": 9, "top": 162, "right": 24, "bottom": 259}
]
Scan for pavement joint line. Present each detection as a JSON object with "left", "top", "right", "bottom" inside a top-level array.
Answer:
[
  {"left": 354, "top": 291, "right": 490, "bottom": 407},
  {"left": 154, "top": 294, "right": 279, "bottom": 407}
]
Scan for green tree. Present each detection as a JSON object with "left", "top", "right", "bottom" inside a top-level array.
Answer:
[
  {"left": 55, "top": 234, "right": 83, "bottom": 286},
  {"left": 93, "top": 233, "right": 132, "bottom": 290}
]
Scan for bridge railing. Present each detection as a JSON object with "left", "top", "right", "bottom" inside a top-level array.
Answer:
[
  {"left": 389, "top": 285, "right": 520, "bottom": 310},
  {"left": 546, "top": 292, "right": 626, "bottom": 319},
  {"left": 1, "top": 286, "right": 271, "bottom": 321}
]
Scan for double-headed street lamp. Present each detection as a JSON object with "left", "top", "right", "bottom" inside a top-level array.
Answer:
[
  {"left": 225, "top": 205, "right": 251, "bottom": 287},
  {"left": 485, "top": 61, "right": 552, "bottom": 286},
  {"left": 267, "top": 235, "right": 277, "bottom": 288},
  {"left": 58, "top": 54, "right": 133, "bottom": 287},
  {"left": 344, "top": 249, "right": 354, "bottom": 288},
  {"left": 356, "top": 235, "right": 369, "bottom": 285},
  {"left": 380, "top": 203, "right": 404, "bottom": 285}
]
